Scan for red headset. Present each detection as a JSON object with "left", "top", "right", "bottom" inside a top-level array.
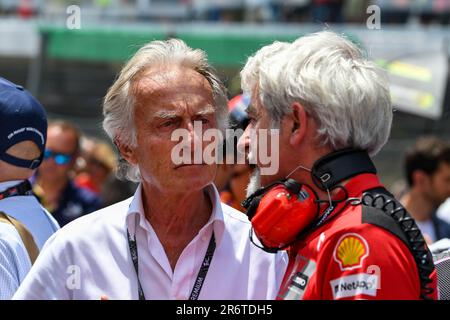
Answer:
[
  {"left": 242, "top": 149, "right": 377, "bottom": 253},
  {"left": 242, "top": 179, "right": 320, "bottom": 252}
]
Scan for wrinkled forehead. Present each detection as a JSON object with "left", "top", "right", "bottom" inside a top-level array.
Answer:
[
  {"left": 46, "top": 126, "right": 78, "bottom": 153},
  {"left": 133, "top": 66, "right": 212, "bottom": 99},
  {"left": 132, "top": 66, "right": 215, "bottom": 115}
]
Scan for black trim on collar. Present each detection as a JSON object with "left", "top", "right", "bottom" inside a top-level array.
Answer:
[{"left": 311, "top": 148, "right": 377, "bottom": 191}]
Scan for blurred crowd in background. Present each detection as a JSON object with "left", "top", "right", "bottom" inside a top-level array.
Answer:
[
  {"left": 1, "top": 0, "right": 449, "bottom": 25},
  {"left": 31, "top": 120, "right": 133, "bottom": 227}
]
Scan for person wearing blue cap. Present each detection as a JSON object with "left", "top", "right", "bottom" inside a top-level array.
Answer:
[{"left": 0, "top": 76, "right": 60, "bottom": 298}]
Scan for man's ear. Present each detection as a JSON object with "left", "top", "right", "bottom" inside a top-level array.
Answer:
[
  {"left": 114, "top": 138, "right": 137, "bottom": 165},
  {"left": 288, "top": 102, "right": 308, "bottom": 148}
]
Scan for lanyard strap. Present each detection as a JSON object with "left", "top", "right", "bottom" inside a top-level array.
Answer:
[
  {"left": 127, "top": 230, "right": 146, "bottom": 300},
  {"left": 0, "top": 180, "right": 33, "bottom": 201},
  {"left": 126, "top": 229, "right": 216, "bottom": 300},
  {"left": 189, "top": 232, "right": 216, "bottom": 300}
]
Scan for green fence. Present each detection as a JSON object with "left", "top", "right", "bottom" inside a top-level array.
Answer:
[{"left": 40, "top": 25, "right": 302, "bottom": 66}]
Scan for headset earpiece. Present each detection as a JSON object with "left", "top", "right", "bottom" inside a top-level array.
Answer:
[
  {"left": 245, "top": 195, "right": 262, "bottom": 221},
  {"left": 243, "top": 179, "right": 320, "bottom": 251}
]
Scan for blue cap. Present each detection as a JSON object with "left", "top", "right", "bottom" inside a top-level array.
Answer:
[{"left": 0, "top": 77, "right": 47, "bottom": 169}]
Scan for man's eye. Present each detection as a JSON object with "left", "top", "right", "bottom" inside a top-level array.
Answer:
[
  {"left": 194, "top": 117, "right": 210, "bottom": 125},
  {"left": 161, "top": 121, "right": 175, "bottom": 127}
]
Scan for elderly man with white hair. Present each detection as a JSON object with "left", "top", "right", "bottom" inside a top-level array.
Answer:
[
  {"left": 13, "top": 39, "right": 287, "bottom": 300},
  {"left": 238, "top": 31, "right": 438, "bottom": 300}
]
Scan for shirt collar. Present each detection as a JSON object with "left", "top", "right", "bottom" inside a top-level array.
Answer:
[
  {"left": 343, "top": 173, "right": 383, "bottom": 197},
  {"left": 125, "top": 183, "right": 225, "bottom": 247},
  {"left": 0, "top": 180, "right": 26, "bottom": 193}
]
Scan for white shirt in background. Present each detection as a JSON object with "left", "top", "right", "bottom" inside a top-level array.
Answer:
[
  {"left": 416, "top": 219, "right": 437, "bottom": 243},
  {"left": 437, "top": 198, "right": 450, "bottom": 225},
  {"left": 0, "top": 180, "right": 60, "bottom": 250},
  {"left": 0, "top": 222, "right": 32, "bottom": 300}
]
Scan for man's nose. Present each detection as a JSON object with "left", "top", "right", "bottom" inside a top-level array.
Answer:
[{"left": 186, "top": 121, "right": 203, "bottom": 149}]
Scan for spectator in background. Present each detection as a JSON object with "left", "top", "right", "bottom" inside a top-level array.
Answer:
[
  {"left": 214, "top": 94, "right": 250, "bottom": 192},
  {"left": 213, "top": 145, "right": 234, "bottom": 192},
  {"left": 438, "top": 197, "right": 450, "bottom": 224},
  {"left": 0, "top": 76, "right": 59, "bottom": 298},
  {"left": 75, "top": 136, "right": 136, "bottom": 207},
  {"left": 33, "top": 121, "right": 102, "bottom": 227},
  {"left": 0, "top": 214, "right": 34, "bottom": 299},
  {"left": 311, "top": 0, "right": 345, "bottom": 23},
  {"left": 244, "top": 0, "right": 274, "bottom": 22},
  {"left": 75, "top": 136, "right": 117, "bottom": 195},
  {"left": 0, "top": 77, "right": 59, "bottom": 248},
  {"left": 99, "top": 173, "right": 137, "bottom": 207},
  {"left": 279, "top": 0, "right": 311, "bottom": 23},
  {"left": 342, "top": 0, "right": 370, "bottom": 23},
  {"left": 214, "top": 94, "right": 248, "bottom": 192},
  {"left": 373, "top": 0, "right": 410, "bottom": 24},
  {"left": 217, "top": 94, "right": 255, "bottom": 212},
  {"left": 220, "top": 163, "right": 255, "bottom": 212},
  {"left": 400, "top": 136, "right": 450, "bottom": 244}
]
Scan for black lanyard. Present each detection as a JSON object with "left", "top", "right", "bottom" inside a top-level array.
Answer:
[
  {"left": 0, "top": 180, "right": 33, "bottom": 201},
  {"left": 127, "top": 230, "right": 146, "bottom": 300},
  {"left": 127, "top": 229, "right": 216, "bottom": 300}
]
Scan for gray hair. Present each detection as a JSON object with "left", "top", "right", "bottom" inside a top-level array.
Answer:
[
  {"left": 103, "top": 39, "right": 228, "bottom": 182},
  {"left": 241, "top": 31, "right": 392, "bottom": 156},
  {"left": 240, "top": 40, "right": 291, "bottom": 127}
]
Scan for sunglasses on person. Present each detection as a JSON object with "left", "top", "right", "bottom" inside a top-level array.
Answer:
[{"left": 43, "top": 149, "right": 73, "bottom": 165}]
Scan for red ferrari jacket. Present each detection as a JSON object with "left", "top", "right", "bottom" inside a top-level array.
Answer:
[{"left": 277, "top": 173, "right": 438, "bottom": 300}]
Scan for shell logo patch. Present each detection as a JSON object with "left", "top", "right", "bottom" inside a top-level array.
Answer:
[{"left": 333, "top": 233, "right": 369, "bottom": 271}]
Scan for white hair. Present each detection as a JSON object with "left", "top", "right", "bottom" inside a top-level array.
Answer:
[
  {"left": 103, "top": 39, "right": 228, "bottom": 182},
  {"left": 241, "top": 31, "right": 392, "bottom": 157},
  {"left": 240, "top": 41, "right": 291, "bottom": 127}
]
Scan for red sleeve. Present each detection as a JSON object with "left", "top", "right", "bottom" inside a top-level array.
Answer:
[{"left": 314, "top": 224, "right": 424, "bottom": 300}]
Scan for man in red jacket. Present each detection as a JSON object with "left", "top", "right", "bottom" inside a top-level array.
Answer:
[
  {"left": 276, "top": 169, "right": 436, "bottom": 300},
  {"left": 238, "top": 31, "right": 437, "bottom": 300}
]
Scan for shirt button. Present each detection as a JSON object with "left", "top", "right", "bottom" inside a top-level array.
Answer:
[{"left": 201, "top": 235, "right": 207, "bottom": 242}]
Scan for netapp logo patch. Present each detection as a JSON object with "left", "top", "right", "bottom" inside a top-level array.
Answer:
[{"left": 330, "top": 273, "right": 379, "bottom": 299}]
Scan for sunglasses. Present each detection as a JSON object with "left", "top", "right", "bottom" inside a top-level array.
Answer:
[{"left": 44, "top": 149, "right": 73, "bottom": 166}]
